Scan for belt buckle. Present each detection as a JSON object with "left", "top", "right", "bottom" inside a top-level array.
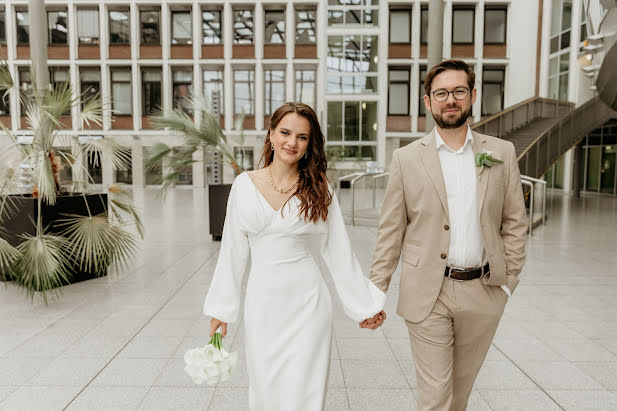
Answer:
[{"left": 448, "top": 266, "right": 467, "bottom": 280}]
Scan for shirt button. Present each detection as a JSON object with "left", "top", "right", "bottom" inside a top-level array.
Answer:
[
  {"left": 440, "top": 253, "right": 447, "bottom": 259},
  {"left": 444, "top": 225, "right": 450, "bottom": 230}
]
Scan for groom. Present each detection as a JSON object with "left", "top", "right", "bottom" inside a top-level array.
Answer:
[{"left": 366, "top": 60, "right": 527, "bottom": 410}]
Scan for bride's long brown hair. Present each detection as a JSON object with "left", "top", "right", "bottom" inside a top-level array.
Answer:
[{"left": 259, "top": 102, "right": 332, "bottom": 223}]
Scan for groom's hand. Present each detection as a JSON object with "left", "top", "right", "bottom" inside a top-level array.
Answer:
[{"left": 359, "top": 310, "right": 386, "bottom": 330}]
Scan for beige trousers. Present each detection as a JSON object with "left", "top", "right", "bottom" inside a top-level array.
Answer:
[{"left": 405, "top": 277, "right": 508, "bottom": 411}]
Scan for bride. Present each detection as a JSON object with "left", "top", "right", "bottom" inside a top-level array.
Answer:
[{"left": 203, "top": 102, "right": 386, "bottom": 410}]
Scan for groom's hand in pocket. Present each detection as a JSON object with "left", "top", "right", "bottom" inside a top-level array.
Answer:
[
  {"left": 359, "top": 310, "right": 386, "bottom": 330},
  {"left": 209, "top": 318, "right": 228, "bottom": 337}
]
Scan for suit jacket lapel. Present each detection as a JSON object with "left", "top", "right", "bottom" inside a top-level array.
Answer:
[
  {"left": 419, "top": 131, "right": 450, "bottom": 222},
  {"left": 472, "top": 130, "right": 490, "bottom": 216}
]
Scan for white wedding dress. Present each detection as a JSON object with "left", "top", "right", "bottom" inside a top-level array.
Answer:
[{"left": 203, "top": 172, "right": 385, "bottom": 411}]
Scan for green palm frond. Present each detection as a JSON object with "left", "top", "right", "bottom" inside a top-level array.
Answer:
[
  {"left": 0, "top": 237, "right": 21, "bottom": 281},
  {"left": 108, "top": 183, "right": 144, "bottom": 238},
  {"left": 36, "top": 152, "right": 57, "bottom": 206},
  {"left": 81, "top": 137, "right": 132, "bottom": 172},
  {"left": 43, "top": 81, "right": 76, "bottom": 124},
  {"left": 0, "top": 61, "right": 15, "bottom": 101},
  {"left": 59, "top": 214, "right": 139, "bottom": 276},
  {"left": 13, "top": 233, "right": 71, "bottom": 304},
  {"left": 78, "top": 93, "right": 104, "bottom": 129}
]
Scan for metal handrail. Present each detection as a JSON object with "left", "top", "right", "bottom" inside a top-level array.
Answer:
[
  {"left": 371, "top": 172, "right": 389, "bottom": 208},
  {"left": 336, "top": 172, "right": 365, "bottom": 199},
  {"left": 337, "top": 171, "right": 387, "bottom": 225},
  {"left": 349, "top": 173, "right": 374, "bottom": 225},
  {"left": 521, "top": 179, "right": 535, "bottom": 235},
  {"left": 521, "top": 175, "right": 547, "bottom": 228}
]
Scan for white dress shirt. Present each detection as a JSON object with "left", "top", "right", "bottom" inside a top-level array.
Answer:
[{"left": 435, "top": 126, "right": 511, "bottom": 296}]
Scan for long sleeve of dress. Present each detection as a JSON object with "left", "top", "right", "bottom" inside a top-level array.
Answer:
[
  {"left": 321, "top": 191, "right": 386, "bottom": 322},
  {"left": 203, "top": 179, "right": 250, "bottom": 324}
]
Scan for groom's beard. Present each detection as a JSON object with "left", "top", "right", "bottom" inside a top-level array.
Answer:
[{"left": 431, "top": 101, "right": 472, "bottom": 129}]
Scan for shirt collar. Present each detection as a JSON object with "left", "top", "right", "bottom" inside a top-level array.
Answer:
[{"left": 434, "top": 125, "right": 474, "bottom": 153}]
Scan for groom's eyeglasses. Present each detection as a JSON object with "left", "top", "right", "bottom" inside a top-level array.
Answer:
[{"left": 431, "top": 87, "right": 470, "bottom": 102}]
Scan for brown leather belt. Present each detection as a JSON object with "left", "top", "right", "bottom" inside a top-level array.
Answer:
[{"left": 444, "top": 263, "right": 490, "bottom": 281}]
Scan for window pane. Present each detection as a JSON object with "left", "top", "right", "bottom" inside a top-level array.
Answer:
[
  {"left": 234, "top": 70, "right": 254, "bottom": 115},
  {"left": 140, "top": 10, "right": 160, "bottom": 45},
  {"left": 328, "top": 10, "right": 344, "bottom": 25},
  {"left": 390, "top": 10, "right": 410, "bottom": 43},
  {"left": 203, "top": 10, "right": 222, "bottom": 44},
  {"left": 80, "top": 69, "right": 101, "bottom": 110},
  {"left": 389, "top": 83, "right": 409, "bottom": 115},
  {"left": 482, "top": 83, "right": 503, "bottom": 116},
  {"left": 110, "top": 11, "right": 130, "bottom": 44},
  {"left": 550, "top": 0, "right": 561, "bottom": 36},
  {"left": 142, "top": 70, "right": 162, "bottom": 115},
  {"left": 112, "top": 79, "right": 132, "bottom": 115},
  {"left": 362, "top": 102, "right": 377, "bottom": 141},
  {"left": 559, "top": 52, "right": 570, "bottom": 72},
  {"left": 172, "top": 12, "right": 192, "bottom": 44},
  {"left": 296, "top": 9, "right": 316, "bottom": 45},
  {"left": 419, "top": 66, "right": 427, "bottom": 116},
  {"left": 295, "top": 70, "right": 315, "bottom": 109},
  {"left": 549, "top": 56, "right": 559, "bottom": 76},
  {"left": 0, "top": 12, "right": 5, "bottom": 44},
  {"left": 173, "top": 70, "right": 193, "bottom": 114},
  {"left": 346, "top": 9, "right": 362, "bottom": 24},
  {"left": 327, "top": 74, "right": 377, "bottom": 94},
  {"left": 116, "top": 152, "right": 132, "bottom": 184},
  {"left": 265, "top": 70, "right": 285, "bottom": 115},
  {"left": 421, "top": 7, "right": 428, "bottom": 44},
  {"left": 345, "top": 101, "right": 360, "bottom": 141},
  {"left": 560, "top": 30, "right": 570, "bottom": 49},
  {"left": 16, "top": 11, "right": 30, "bottom": 45},
  {"left": 327, "top": 102, "right": 342, "bottom": 141},
  {"left": 77, "top": 9, "right": 99, "bottom": 44},
  {"left": 548, "top": 76, "right": 559, "bottom": 100},
  {"left": 601, "top": 146, "right": 616, "bottom": 193},
  {"left": 558, "top": 73, "right": 568, "bottom": 101},
  {"left": 234, "top": 10, "right": 254, "bottom": 44},
  {"left": 48, "top": 11, "right": 68, "bottom": 45},
  {"left": 364, "top": 8, "right": 378, "bottom": 26},
  {"left": 87, "top": 150, "right": 103, "bottom": 184},
  {"left": 586, "top": 147, "right": 600, "bottom": 191},
  {"left": 453, "top": 9, "right": 474, "bottom": 44},
  {"left": 265, "top": 11, "right": 285, "bottom": 44},
  {"left": 484, "top": 9, "right": 506, "bottom": 44},
  {"left": 561, "top": 0, "right": 572, "bottom": 31},
  {"left": 204, "top": 70, "right": 224, "bottom": 114}
]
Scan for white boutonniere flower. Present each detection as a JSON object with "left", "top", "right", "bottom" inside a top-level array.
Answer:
[{"left": 475, "top": 149, "right": 503, "bottom": 178}]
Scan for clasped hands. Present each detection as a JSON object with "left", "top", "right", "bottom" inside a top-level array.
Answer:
[{"left": 359, "top": 310, "right": 386, "bottom": 330}]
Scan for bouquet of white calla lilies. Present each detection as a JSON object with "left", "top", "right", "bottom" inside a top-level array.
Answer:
[{"left": 183, "top": 327, "right": 238, "bottom": 385}]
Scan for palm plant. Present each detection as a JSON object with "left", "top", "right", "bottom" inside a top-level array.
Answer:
[
  {"left": 0, "top": 62, "right": 143, "bottom": 304},
  {"left": 146, "top": 94, "right": 246, "bottom": 191}
]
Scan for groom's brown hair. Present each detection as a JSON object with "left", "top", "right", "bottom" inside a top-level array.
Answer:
[{"left": 424, "top": 59, "right": 476, "bottom": 96}]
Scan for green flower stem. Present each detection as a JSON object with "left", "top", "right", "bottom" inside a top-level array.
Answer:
[{"left": 208, "top": 332, "right": 223, "bottom": 350}]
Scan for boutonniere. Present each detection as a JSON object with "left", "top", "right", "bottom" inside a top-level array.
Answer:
[{"left": 475, "top": 149, "right": 503, "bottom": 178}]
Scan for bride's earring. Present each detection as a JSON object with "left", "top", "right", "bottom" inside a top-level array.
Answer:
[{"left": 304, "top": 152, "right": 308, "bottom": 160}]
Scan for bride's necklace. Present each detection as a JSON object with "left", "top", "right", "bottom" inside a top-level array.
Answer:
[{"left": 268, "top": 165, "right": 299, "bottom": 194}]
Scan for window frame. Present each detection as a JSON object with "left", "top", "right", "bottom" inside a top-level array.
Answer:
[
  {"left": 141, "top": 68, "right": 162, "bottom": 116},
  {"left": 140, "top": 8, "right": 161, "bottom": 46},
  {"left": 109, "top": 9, "right": 131, "bottom": 46},
  {"left": 16, "top": 10, "right": 30, "bottom": 46},
  {"left": 483, "top": 6, "right": 507, "bottom": 45},
  {"left": 295, "top": 68, "right": 316, "bottom": 109},
  {"left": 481, "top": 66, "right": 506, "bottom": 117},
  {"left": 264, "top": 9, "right": 286, "bottom": 45},
  {"left": 295, "top": 7, "right": 316, "bottom": 45},
  {"left": 0, "top": 10, "right": 6, "bottom": 45},
  {"left": 264, "top": 68, "right": 286, "bottom": 116},
  {"left": 420, "top": 5, "right": 428, "bottom": 45},
  {"left": 79, "top": 68, "right": 101, "bottom": 111},
  {"left": 233, "top": 9, "right": 254, "bottom": 45},
  {"left": 110, "top": 68, "right": 132, "bottom": 116},
  {"left": 389, "top": 8, "right": 411, "bottom": 45},
  {"left": 203, "top": 69, "right": 224, "bottom": 115},
  {"left": 171, "top": 10, "right": 192, "bottom": 45},
  {"left": 172, "top": 68, "right": 193, "bottom": 115},
  {"left": 233, "top": 69, "right": 255, "bottom": 115},
  {"left": 77, "top": 8, "right": 100, "bottom": 45},
  {"left": 202, "top": 9, "right": 223, "bottom": 45},
  {"left": 451, "top": 6, "right": 476, "bottom": 46},
  {"left": 388, "top": 67, "right": 410, "bottom": 116},
  {"left": 47, "top": 9, "right": 68, "bottom": 46}
]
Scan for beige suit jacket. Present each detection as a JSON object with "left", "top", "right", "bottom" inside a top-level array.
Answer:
[{"left": 369, "top": 129, "right": 528, "bottom": 323}]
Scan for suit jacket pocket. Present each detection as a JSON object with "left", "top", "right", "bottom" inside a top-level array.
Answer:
[{"left": 401, "top": 243, "right": 420, "bottom": 266}]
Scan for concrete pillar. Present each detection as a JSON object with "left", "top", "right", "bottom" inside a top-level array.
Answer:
[
  {"left": 286, "top": 2, "right": 295, "bottom": 102},
  {"left": 255, "top": 4, "right": 265, "bottom": 131},
  {"left": 425, "top": 0, "right": 445, "bottom": 132},
  {"left": 28, "top": 0, "right": 50, "bottom": 93},
  {"left": 572, "top": 143, "right": 582, "bottom": 198},
  {"left": 192, "top": 149, "right": 206, "bottom": 188},
  {"left": 102, "top": 141, "right": 114, "bottom": 187},
  {"left": 132, "top": 141, "right": 145, "bottom": 187},
  {"left": 568, "top": 0, "right": 582, "bottom": 103}
]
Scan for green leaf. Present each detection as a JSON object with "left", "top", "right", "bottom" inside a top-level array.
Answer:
[
  {"left": 483, "top": 159, "right": 493, "bottom": 167},
  {"left": 0, "top": 236, "right": 21, "bottom": 281},
  {"left": 13, "top": 233, "right": 71, "bottom": 304}
]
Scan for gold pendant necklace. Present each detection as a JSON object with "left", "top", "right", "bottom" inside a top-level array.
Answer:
[{"left": 268, "top": 165, "right": 299, "bottom": 194}]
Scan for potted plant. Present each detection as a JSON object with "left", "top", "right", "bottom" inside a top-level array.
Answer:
[
  {"left": 0, "top": 62, "right": 143, "bottom": 303},
  {"left": 146, "top": 95, "right": 247, "bottom": 240}
]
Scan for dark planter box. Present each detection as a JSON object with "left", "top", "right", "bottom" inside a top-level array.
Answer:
[
  {"left": 208, "top": 184, "right": 232, "bottom": 241},
  {"left": 1, "top": 193, "right": 108, "bottom": 286}
]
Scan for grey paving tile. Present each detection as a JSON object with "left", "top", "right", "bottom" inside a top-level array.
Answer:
[
  {"left": 337, "top": 338, "right": 395, "bottom": 360},
  {"left": 208, "top": 388, "right": 249, "bottom": 410},
  {"left": 474, "top": 361, "right": 537, "bottom": 390},
  {"left": 91, "top": 358, "right": 168, "bottom": 387},
  {"left": 0, "top": 386, "right": 82, "bottom": 411},
  {"left": 548, "top": 389, "right": 617, "bottom": 411},
  {"left": 66, "top": 386, "right": 150, "bottom": 411},
  {"left": 0, "top": 357, "right": 53, "bottom": 386},
  {"left": 347, "top": 388, "right": 415, "bottom": 411},
  {"left": 118, "top": 336, "right": 183, "bottom": 359},
  {"left": 0, "top": 386, "right": 18, "bottom": 402},
  {"left": 544, "top": 339, "right": 616, "bottom": 362},
  {"left": 574, "top": 362, "right": 617, "bottom": 390},
  {"left": 478, "top": 389, "right": 562, "bottom": 411},
  {"left": 341, "top": 360, "right": 407, "bottom": 388},
  {"left": 325, "top": 388, "right": 350, "bottom": 411},
  {"left": 25, "top": 357, "right": 107, "bottom": 386},
  {"left": 518, "top": 361, "right": 604, "bottom": 390},
  {"left": 137, "top": 387, "right": 214, "bottom": 410}
]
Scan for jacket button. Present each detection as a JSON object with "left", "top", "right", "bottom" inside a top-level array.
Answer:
[
  {"left": 444, "top": 225, "right": 450, "bottom": 230},
  {"left": 440, "top": 253, "right": 447, "bottom": 259}
]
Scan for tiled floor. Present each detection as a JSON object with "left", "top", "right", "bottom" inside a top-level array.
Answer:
[{"left": 1, "top": 188, "right": 616, "bottom": 410}]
